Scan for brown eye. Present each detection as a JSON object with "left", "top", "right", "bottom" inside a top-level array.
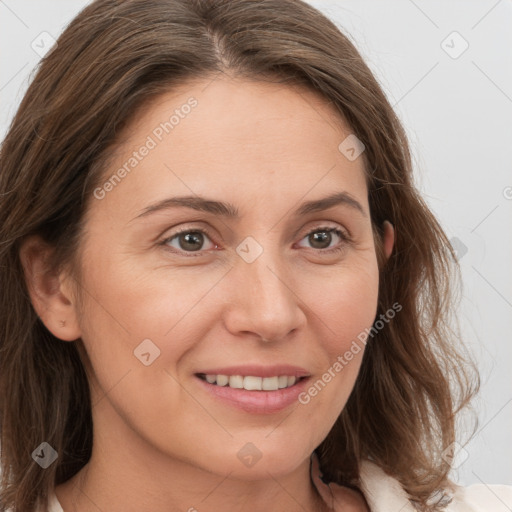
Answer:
[
  {"left": 162, "top": 228, "right": 217, "bottom": 255},
  {"left": 297, "top": 227, "right": 350, "bottom": 254},
  {"left": 308, "top": 230, "right": 333, "bottom": 249},
  {"left": 176, "top": 231, "right": 204, "bottom": 252}
]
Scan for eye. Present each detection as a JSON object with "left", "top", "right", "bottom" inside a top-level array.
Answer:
[
  {"left": 296, "top": 226, "right": 351, "bottom": 254},
  {"left": 160, "top": 227, "right": 218, "bottom": 256},
  {"left": 159, "top": 224, "right": 351, "bottom": 257}
]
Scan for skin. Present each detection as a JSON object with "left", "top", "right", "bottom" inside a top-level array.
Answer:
[{"left": 21, "top": 75, "right": 394, "bottom": 512}]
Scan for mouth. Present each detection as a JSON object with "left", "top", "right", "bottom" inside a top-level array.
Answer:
[
  {"left": 195, "top": 373, "right": 308, "bottom": 391},
  {"left": 194, "top": 372, "right": 311, "bottom": 414}
]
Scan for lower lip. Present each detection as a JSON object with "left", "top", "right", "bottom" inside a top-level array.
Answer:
[{"left": 195, "top": 375, "right": 310, "bottom": 414}]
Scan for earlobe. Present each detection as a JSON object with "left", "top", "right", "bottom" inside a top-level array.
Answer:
[
  {"left": 382, "top": 220, "right": 395, "bottom": 261},
  {"left": 19, "top": 235, "right": 82, "bottom": 341}
]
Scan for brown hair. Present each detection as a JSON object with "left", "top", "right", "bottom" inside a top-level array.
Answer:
[{"left": 0, "top": 1, "right": 480, "bottom": 511}]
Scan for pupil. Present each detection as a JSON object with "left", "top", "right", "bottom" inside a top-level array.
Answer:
[
  {"left": 180, "top": 232, "right": 203, "bottom": 251},
  {"left": 311, "top": 231, "right": 330, "bottom": 249}
]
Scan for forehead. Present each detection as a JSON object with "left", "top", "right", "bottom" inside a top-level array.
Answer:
[{"left": 90, "top": 76, "right": 369, "bottom": 222}]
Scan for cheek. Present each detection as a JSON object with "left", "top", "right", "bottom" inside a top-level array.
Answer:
[
  {"left": 309, "top": 255, "right": 380, "bottom": 350},
  {"left": 77, "top": 249, "right": 218, "bottom": 342},
  {"left": 297, "top": 256, "right": 379, "bottom": 412}
]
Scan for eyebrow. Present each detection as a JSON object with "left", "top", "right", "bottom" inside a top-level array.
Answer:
[{"left": 132, "top": 191, "right": 367, "bottom": 221}]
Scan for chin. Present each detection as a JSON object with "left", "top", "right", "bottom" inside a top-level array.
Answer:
[{"left": 200, "top": 439, "right": 312, "bottom": 480}]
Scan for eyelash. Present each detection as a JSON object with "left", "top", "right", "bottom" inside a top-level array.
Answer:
[{"left": 159, "top": 225, "right": 352, "bottom": 257}]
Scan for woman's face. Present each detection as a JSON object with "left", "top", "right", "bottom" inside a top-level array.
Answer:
[{"left": 62, "top": 76, "right": 391, "bottom": 478}]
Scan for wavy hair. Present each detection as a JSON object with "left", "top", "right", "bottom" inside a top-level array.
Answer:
[{"left": 0, "top": 1, "right": 480, "bottom": 511}]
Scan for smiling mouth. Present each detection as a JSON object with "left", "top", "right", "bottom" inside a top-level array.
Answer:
[{"left": 196, "top": 373, "right": 308, "bottom": 391}]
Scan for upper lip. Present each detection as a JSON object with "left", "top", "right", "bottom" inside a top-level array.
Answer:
[{"left": 195, "top": 365, "right": 311, "bottom": 378}]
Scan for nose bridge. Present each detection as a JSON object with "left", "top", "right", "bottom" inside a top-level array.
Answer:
[{"left": 228, "top": 234, "right": 303, "bottom": 340}]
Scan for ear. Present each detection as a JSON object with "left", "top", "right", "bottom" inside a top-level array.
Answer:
[
  {"left": 382, "top": 220, "right": 395, "bottom": 261},
  {"left": 19, "top": 235, "right": 82, "bottom": 341}
]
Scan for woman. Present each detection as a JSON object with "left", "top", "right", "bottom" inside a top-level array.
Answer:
[{"left": 0, "top": 1, "right": 510, "bottom": 511}]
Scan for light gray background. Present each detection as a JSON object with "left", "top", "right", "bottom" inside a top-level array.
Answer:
[{"left": 1, "top": 0, "right": 511, "bottom": 487}]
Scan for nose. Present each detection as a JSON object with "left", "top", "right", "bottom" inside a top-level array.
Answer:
[{"left": 222, "top": 243, "right": 307, "bottom": 343}]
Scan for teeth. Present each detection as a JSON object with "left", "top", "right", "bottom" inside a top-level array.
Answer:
[
  {"left": 278, "top": 375, "right": 288, "bottom": 388},
  {"left": 228, "top": 375, "right": 243, "bottom": 388},
  {"left": 216, "top": 375, "right": 229, "bottom": 386},
  {"left": 202, "top": 374, "right": 301, "bottom": 390},
  {"left": 244, "top": 376, "right": 262, "bottom": 390},
  {"left": 262, "top": 376, "right": 279, "bottom": 390}
]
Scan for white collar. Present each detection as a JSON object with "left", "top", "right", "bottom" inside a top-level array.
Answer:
[{"left": 310, "top": 451, "right": 454, "bottom": 511}]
